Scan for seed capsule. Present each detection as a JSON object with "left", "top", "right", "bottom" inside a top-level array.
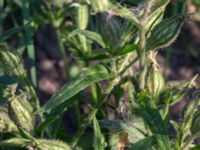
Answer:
[
  {"left": 0, "top": 138, "right": 30, "bottom": 149},
  {"left": 34, "top": 139, "right": 70, "bottom": 150},
  {"left": 9, "top": 94, "right": 35, "bottom": 133},
  {"left": 77, "top": 5, "right": 88, "bottom": 30},
  {"left": 0, "top": 43, "right": 26, "bottom": 79},
  {"left": 147, "top": 16, "right": 185, "bottom": 50},
  {"left": 0, "top": 107, "right": 18, "bottom": 134},
  {"left": 91, "top": 0, "right": 109, "bottom": 14},
  {"left": 191, "top": 109, "right": 200, "bottom": 136},
  {"left": 145, "top": 51, "right": 164, "bottom": 100}
]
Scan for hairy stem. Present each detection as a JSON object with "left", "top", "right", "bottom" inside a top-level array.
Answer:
[{"left": 139, "top": 0, "right": 155, "bottom": 90}]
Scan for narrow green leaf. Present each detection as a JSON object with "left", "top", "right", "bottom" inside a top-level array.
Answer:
[
  {"left": 69, "top": 29, "right": 106, "bottom": 48},
  {"left": 191, "top": 145, "right": 200, "bottom": 150},
  {"left": 93, "top": 116, "right": 106, "bottom": 150},
  {"left": 114, "top": 44, "right": 136, "bottom": 56},
  {"left": 129, "top": 136, "right": 156, "bottom": 150},
  {"left": 81, "top": 44, "right": 136, "bottom": 61},
  {"left": 147, "top": 16, "right": 185, "bottom": 51},
  {"left": 38, "top": 65, "right": 113, "bottom": 115},
  {"left": 136, "top": 99, "right": 171, "bottom": 150},
  {"left": 0, "top": 27, "right": 19, "bottom": 41},
  {"left": 36, "top": 117, "right": 58, "bottom": 136}
]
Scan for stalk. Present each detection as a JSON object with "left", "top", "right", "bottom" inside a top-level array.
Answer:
[
  {"left": 22, "top": 0, "right": 37, "bottom": 87},
  {"left": 138, "top": 0, "right": 155, "bottom": 90},
  {"left": 55, "top": 29, "right": 69, "bottom": 78}
]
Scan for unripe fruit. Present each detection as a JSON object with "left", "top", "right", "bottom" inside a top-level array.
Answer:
[
  {"left": 0, "top": 107, "right": 18, "bottom": 134},
  {"left": 0, "top": 43, "right": 26, "bottom": 79},
  {"left": 145, "top": 51, "right": 164, "bottom": 100},
  {"left": 191, "top": 110, "right": 200, "bottom": 137},
  {"left": 147, "top": 16, "right": 185, "bottom": 50},
  {"left": 77, "top": 5, "right": 88, "bottom": 30},
  {"left": 91, "top": 0, "right": 109, "bottom": 14},
  {"left": 34, "top": 139, "right": 70, "bottom": 150},
  {"left": 9, "top": 94, "right": 35, "bottom": 133}
]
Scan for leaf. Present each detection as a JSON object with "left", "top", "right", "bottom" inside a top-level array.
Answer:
[
  {"left": 93, "top": 116, "right": 106, "bottom": 150},
  {"left": 146, "top": 16, "right": 185, "bottom": 51},
  {"left": 81, "top": 44, "right": 136, "bottom": 61},
  {"left": 136, "top": 98, "right": 171, "bottom": 150},
  {"left": 69, "top": 29, "right": 106, "bottom": 48},
  {"left": 0, "top": 27, "right": 19, "bottom": 41},
  {"left": 129, "top": 136, "right": 156, "bottom": 150},
  {"left": 38, "top": 65, "right": 113, "bottom": 115},
  {"left": 191, "top": 145, "right": 200, "bottom": 150},
  {"left": 36, "top": 117, "right": 58, "bottom": 136},
  {"left": 114, "top": 44, "right": 136, "bottom": 56}
]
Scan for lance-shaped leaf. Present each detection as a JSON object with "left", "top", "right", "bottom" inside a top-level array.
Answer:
[
  {"left": 129, "top": 136, "right": 156, "bottom": 150},
  {"left": 93, "top": 116, "right": 106, "bottom": 150},
  {"left": 69, "top": 29, "right": 106, "bottom": 48},
  {"left": 146, "top": 16, "right": 185, "bottom": 51},
  {"left": 136, "top": 96, "right": 171, "bottom": 150},
  {"left": 81, "top": 44, "right": 136, "bottom": 61},
  {"left": 38, "top": 65, "right": 113, "bottom": 115}
]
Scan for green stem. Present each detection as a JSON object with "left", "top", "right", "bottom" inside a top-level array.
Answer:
[
  {"left": 74, "top": 101, "right": 81, "bottom": 127},
  {"left": 22, "top": 0, "right": 37, "bottom": 87},
  {"left": 139, "top": 0, "right": 155, "bottom": 90},
  {"left": 55, "top": 29, "right": 69, "bottom": 78},
  {"left": 90, "top": 84, "right": 98, "bottom": 104}
]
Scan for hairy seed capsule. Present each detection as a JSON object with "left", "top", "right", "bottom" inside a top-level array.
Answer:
[
  {"left": 191, "top": 110, "right": 200, "bottom": 136},
  {"left": 0, "top": 43, "right": 26, "bottom": 78},
  {"left": 34, "top": 139, "right": 70, "bottom": 150},
  {"left": 0, "top": 138, "right": 30, "bottom": 149},
  {"left": 91, "top": 0, "right": 109, "bottom": 14},
  {"left": 77, "top": 5, "right": 88, "bottom": 30},
  {"left": 147, "top": 16, "right": 185, "bottom": 50},
  {"left": 0, "top": 107, "right": 18, "bottom": 133},
  {"left": 145, "top": 51, "right": 164, "bottom": 100},
  {"left": 9, "top": 94, "right": 35, "bottom": 133}
]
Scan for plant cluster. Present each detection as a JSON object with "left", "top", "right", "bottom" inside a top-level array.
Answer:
[{"left": 0, "top": 0, "right": 199, "bottom": 150}]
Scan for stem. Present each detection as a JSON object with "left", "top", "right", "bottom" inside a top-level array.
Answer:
[
  {"left": 138, "top": 0, "right": 155, "bottom": 90},
  {"left": 22, "top": 0, "right": 37, "bottom": 87},
  {"left": 22, "top": 76, "right": 40, "bottom": 111},
  {"left": 90, "top": 84, "right": 98, "bottom": 104},
  {"left": 74, "top": 101, "right": 81, "bottom": 127},
  {"left": 55, "top": 29, "right": 69, "bottom": 78}
]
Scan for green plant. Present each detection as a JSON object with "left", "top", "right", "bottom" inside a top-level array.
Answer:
[{"left": 0, "top": 0, "right": 199, "bottom": 150}]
